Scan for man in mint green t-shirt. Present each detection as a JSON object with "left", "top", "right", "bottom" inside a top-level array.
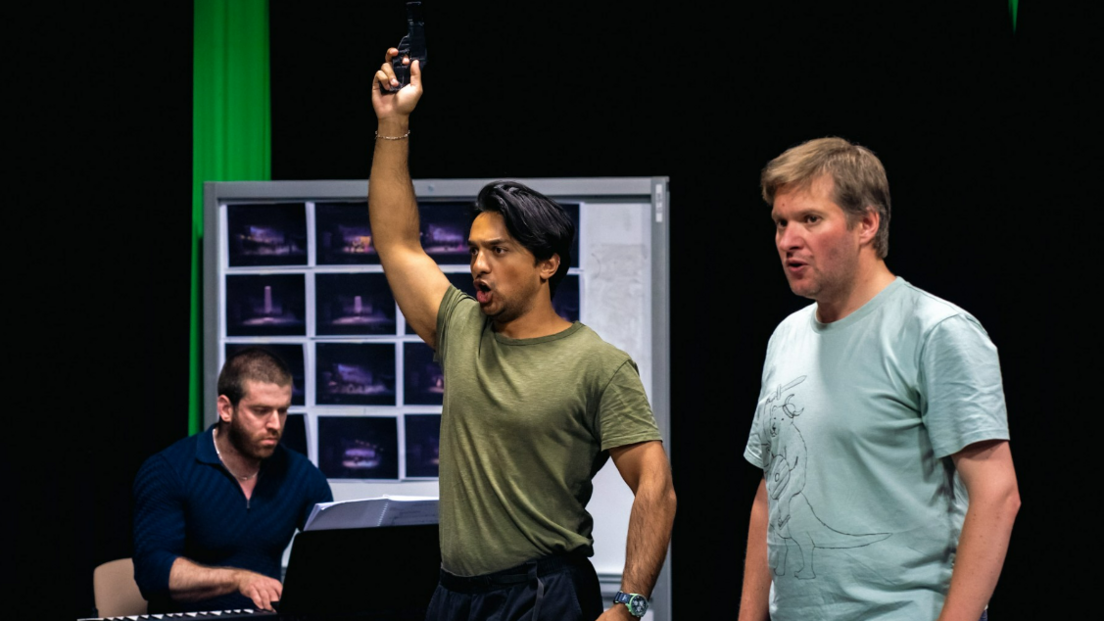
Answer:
[
  {"left": 367, "top": 48, "right": 676, "bottom": 621},
  {"left": 738, "top": 137, "right": 1020, "bottom": 621}
]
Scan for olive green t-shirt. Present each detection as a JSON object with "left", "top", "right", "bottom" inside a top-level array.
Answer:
[{"left": 435, "top": 286, "right": 661, "bottom": 576}]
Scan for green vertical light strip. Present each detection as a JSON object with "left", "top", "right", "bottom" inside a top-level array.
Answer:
[
  {"left": 1009, "top": 0, "right": 1019, "bottom": 33},
  {"left": 191, "top": 0, "right": 271, "bottom": 435}
]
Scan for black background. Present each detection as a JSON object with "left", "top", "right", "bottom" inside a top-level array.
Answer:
[{"left": 24, "top": 1, "right": 1095, "bottom": 618}]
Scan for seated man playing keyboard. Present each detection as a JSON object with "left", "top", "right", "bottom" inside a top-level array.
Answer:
[{"left": 132, "top": 347, "right": 332, "bottom": 613}]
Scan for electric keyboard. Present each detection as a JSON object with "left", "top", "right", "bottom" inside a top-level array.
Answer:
[
  {"left": 82, "top": 524, "right": 439, "bottom": 621},
  {"left": 79, "top": 609, "right": 278, "bottom": 621},
  {"left": 79, "top": 609, "right": 396, "bottom": 621}
]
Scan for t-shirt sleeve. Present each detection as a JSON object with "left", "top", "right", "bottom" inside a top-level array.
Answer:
[
  {"left": 435, "top": 285, "right": 464, "bottom": 363},
  {"left": 597, "top": 360, "right": 662, "bottom": 451},
  {"left": 131, "top": 454, "right": 185, "bottom": 601},
  {"left": 743, "top": 332, "right": 779, "bottom": 470},
  {"left": 743, "top": 384, "right": 770, "bottom": 470},
  {"left": 920, "top": 313, "right": 1011, "bottom": 458}
]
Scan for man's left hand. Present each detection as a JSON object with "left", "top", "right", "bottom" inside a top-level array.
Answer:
[{"left": 596, "top": 603, "right": 636, "bottom": 620}]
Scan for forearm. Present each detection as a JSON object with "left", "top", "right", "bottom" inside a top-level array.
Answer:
[
  {"left": 167, "top": 557, "right": 247, "bottom": 602},
  {"left": 619, "top": 472, "right": 677, "bottom": 596},
  {"left": 937, "top": 487, "right": 1020, "bottom": 620},
  {"left": 739, "top": 480, "right": 770, "bottom": 621},
  {"left": 939, "top": 440, "right": 1021, "bottom": 621},
  {"left": 368, "top": 116, "right": 420, "bottom": 253}
]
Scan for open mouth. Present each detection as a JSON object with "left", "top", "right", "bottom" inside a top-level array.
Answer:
[{"left": 474, "top": 280, "right": 492, "bottom": 304}]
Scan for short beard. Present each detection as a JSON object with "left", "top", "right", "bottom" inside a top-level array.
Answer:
[{"left": 226, "top": 411, "right": 277, "bottom": 461}]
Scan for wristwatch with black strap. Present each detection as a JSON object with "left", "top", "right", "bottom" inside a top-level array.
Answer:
[{"left": 613, "top": 591, "right": 649, "bottom": 617}]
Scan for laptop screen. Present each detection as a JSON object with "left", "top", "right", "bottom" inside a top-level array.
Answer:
[{"left": 278, "top": 523, "right": 441, "bottom": 620}]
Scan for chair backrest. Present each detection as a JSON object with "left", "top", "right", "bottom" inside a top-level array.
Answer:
[{"left": 93, "top": 557, "right": 147, "bottom": 618}]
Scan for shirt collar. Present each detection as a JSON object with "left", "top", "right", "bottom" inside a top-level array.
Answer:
[{"left": 196, "top": 423, "right": 221, "bottom": 465}]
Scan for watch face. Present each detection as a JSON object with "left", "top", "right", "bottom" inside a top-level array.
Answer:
[
  {"left": 615, "top": 591, "right": 648, "bottom": 617},
  {"left": 627, "top": 594, "right": 648, "bottom": 616}
]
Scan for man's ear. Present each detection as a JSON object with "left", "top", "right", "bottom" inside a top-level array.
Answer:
[
  {"left": 858, "top": 208, "right": 880, "bottom": 247},
  {"left": 538, "top": 253, "right": 561, "bottom": 282},
  {"left": 217, "top": 394, "right": 235, "bottom": 424}
]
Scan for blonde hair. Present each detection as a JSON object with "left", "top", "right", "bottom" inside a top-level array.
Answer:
[{"left": 761, "top": 137, "right": 891, "bottom": 258}]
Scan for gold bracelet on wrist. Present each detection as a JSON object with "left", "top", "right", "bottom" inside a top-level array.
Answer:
[{"left": 375, "top": 130, "right": 410, "bottom": 140}]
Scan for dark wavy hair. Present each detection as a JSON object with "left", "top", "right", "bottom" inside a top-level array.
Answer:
[
  {"left": 217, "top": 346, "right": 294, "bottom": 407},
  {"left": 473, "top": 181, "right": 575, "bottom": 297}
]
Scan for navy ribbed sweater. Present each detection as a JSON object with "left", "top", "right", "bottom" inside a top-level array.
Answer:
[{"left": 132, "top": 424, "right": 332, "bottom": 613}]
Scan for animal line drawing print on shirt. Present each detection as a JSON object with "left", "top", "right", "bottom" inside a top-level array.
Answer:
[{"left": 760, "top": 375, "right": 890, "bottom": 579}]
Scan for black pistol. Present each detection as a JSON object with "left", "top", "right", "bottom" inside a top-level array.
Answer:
[{"left": 385, "top": 1, "right": 427, "bottom": 92}]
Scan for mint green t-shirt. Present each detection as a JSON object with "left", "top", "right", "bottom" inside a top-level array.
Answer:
[
  {"left": 744, "top": 277, "right": 1010, "bottom": 620},
  {"left": 436, "top": 286, "right": 662, "bottom": 576}
]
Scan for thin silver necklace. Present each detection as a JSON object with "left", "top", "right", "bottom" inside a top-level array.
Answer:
[{"left": 214, "top": 431, "right": 260, "bottom": 481}]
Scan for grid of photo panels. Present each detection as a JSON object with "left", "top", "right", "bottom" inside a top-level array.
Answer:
[{"left": 220, "top": 198, "right": 581, "bottom": 483}]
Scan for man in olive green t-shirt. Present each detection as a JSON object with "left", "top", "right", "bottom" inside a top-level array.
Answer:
[{"left": 367, "top": 48, "right": 676, "bottom": 621}]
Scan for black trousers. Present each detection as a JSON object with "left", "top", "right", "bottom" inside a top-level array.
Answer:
[{"left": 425, "top": 553, "right": 604, "bottom": 621}]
